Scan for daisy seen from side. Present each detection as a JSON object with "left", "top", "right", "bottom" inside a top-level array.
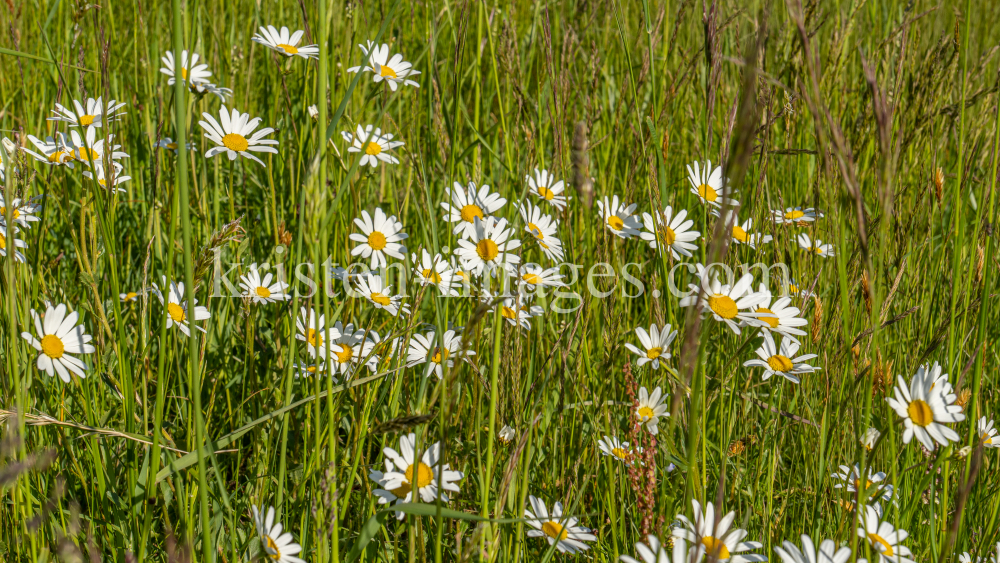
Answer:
[
  {"left": 596, "top": 195, "right": 642, "bottom": 239},
  {"left": 524, "top": 495, "right": 597, "bottom": 554},
  {"left": 347, "top": 41, "right": 420, "bottom": 90},
  {"left": 252, "top": 25, "right": 319, "bottom": 59},
  {"left": 742, "top": 331, "right": 819, "bottom": 384}
]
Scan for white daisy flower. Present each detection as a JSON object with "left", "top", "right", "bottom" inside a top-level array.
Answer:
[
  {"left": 48, "top": 97, "right": 126, "bottom": 129},
  {"left": 527, "top": 168, "right": 567, "bottom": 210},
  {"left": 713, "top": 209, "right": 772, "bottom": 249},
  {"left": 252, "top": 505, "right": 305, "bottom": 563},
  {"left": 412, "top": 249, "right": 459, "bottom": 296},
  {"left": 773, "top": 207, "right": 822, "bottom": 225},
  {"left": 832, "top": 464, "right": 894, "bottom": 516},
  {"left": 380, "top": 433, "right": 463, "bottom": 503},
  {"left": 160, "top": 50, "right": 212, "bottom": 87},
  {"left": 199, "top": 107, "right": 279, "bottom": 167},
  {"left": 750, "top": 283, "right": 809, "bottom": 343},
  {"left": 0, "top": 195, "right": 42, "bottom": 229},
  {"left": 635, "top": 386, "right": 669, "bottom": 435},
  {"left": 624, "top": 324, "right": 677, "bottom": 370},
  {"left": 0, "top": 223, "right": 28, "bottom": 262},
  {"left": 405, "top": 329, "right": 473, "bottom": 379},
  {"left": 66, "top": 128, "right": 130, "bottom": 167},
  {"left": 621, "top": 534, "right": 693, "bottom": 563},
  {"left": 774, "top": 535, "right": 852, "bottom": 563},
  {"left": 640, "top": 206, "right": 701, "bottom": 259},
  {"left": 886, "top": 362, "right": 965, "bottom": 451},
  {"left": 252, "top": 25, "right": 319, "bottom": 59},
  {"left": 82, "top": 162, "right": 131, "bottom": 194},
  {"left": 796, "top": 234, "right": 836, "bottom": 257},
  {"left": 498, "top": 425, "right": 516, "bottom": 445},
  {"left": 293, "top": 362, "right": 332, "bottom": 380},
  {"left": 678, "top": 271, "right": 770, "bottom": 334},
  {"left": 342, "top": 124, "right": 404, "bottom": 168},
  {"left": 349, "top": 208, "right": 408, "bottom": 269},
  {"left": 23, "top": 133, "right": 76, "bottom": 167},
  {"left": 519, "top": 200, "right": 560, "bottom": 242},
  {"left": 596, "top": 195, "right": 642, "bottom": 239},
  {"left": 368, "top": 459, "right": 408, "bottom": 520},
  {"left": 482, "top": 290, "right": 541, "bottom": 330},
  {"left": 979, "top": 417, "right": 999, "bottom": 448},
  {"left": 155, "top": 137, "right": 194, "bottom": 154},
  {"left": 742, "top": 331, "right": 819, "bottom": 384},
  {"left": 327, "top": 322, "right": 380, "bottom": 377},
  {"left": 525, "top": 495, "right": 597, "bottom": 554},
  {"left": 454, "top": 217, "right": 521, "bottom": 277},
  {"left": 239, "top": 263, "right": 290, "bottom": 304},
  {"left": 862, "top": 427, "right": 881, "bottom": 451},
  {"left": 856, "top": 505, "right": 914, "bottom": 563},
  {"left": 295, "top": 306, "right": 335, "bottom": 360},
  {"left": 354, "top": 273, "right": 411, "bottom": 317},
  {"left": 597, "top": 435, "right": 640, "bottom": 464},
  {"left": 20, "top": 303, "right": 95, "bottom": 382},
  {"left": 120, "top": 290, "right": 143, "bottom": 303},
  {"left": 191, "top": 81, "right": 233, "bottom": 102},
  {"left": 441, "top": 181, "right": 507, "bottom": 240},
  {"left": 347, "top": 41, "right": 420, "bottom": 90},
  {"left": 153, "top": 277, "right": 211, "bottom": 337},
  {"left": 687, "top": 160, "right": 739, "bottom": 208},
  {"left": 673, "top": 500, "right": 766, "bottom": 563},
  {"left": 517, "top": 263, "right": 565, "bottom": 291}
]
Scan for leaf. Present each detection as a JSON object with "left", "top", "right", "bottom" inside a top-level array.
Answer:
[{"left": 0, "top": 46, "right": 93, "bottom": 72}]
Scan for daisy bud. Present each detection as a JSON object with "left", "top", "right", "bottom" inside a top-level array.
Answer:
[{"left": 308, "top": 105, "right": 319, "bottom": 120}]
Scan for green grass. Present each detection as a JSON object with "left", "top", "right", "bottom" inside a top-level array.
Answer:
[{"left": 1, "top": 0, "right": 999, "bottom": 561}]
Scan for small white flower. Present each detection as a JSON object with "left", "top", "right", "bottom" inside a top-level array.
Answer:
[
  {"left": 635, "top": 386, "right": 669, "bottom": 435},
  {"left": 742, "top": 331, "right": 819, "bottom": 384},
  {"left": 673, "top": 500, "right": 766, "bottom": 563},
  {"left": 526, "top": 168, "right": 567, "bottom": 210},
  {"left": 405, "top": 329, "right": 473, "bottom": 379},
  {"left": 687, "top": 160, "right": 738, "bottom": 208},
  {"left": 454, "top": 217, "right": 521, "bottom": 277},
  {"left": 441, "top": 181, "right": 507, "bottom": 240},
  {"left": 640, "top": 206, "right": 700, "bottom": 258},
  {"left": 347, "top": 41, "right": 420, "bottom": 90},
  {"left": 796, "top": 233, "right": 836, "bottom": 257},
  {"left": 412, "top": 249, "right": 459, "bottom": 296},
  {"left": 498, "top": 425, "right": 516, "bottom": 445},
  {"left": 774, "top": 535, "right": 851, "bottom": 563},
  {"left": 349, "top": 208, "right": 408, "bottom": 269},
  {"left": 886, "top": 361, "right": 965, "bottom": 451},
  {"left": 239, "top": 263, "right": 290, "bottom": 304},
  {"left": 342, "top": 124, "right": 404, "bottom": 167},
  {"left": 153, "top": 277, "right": 211, "bottom": 337},
  {"left": 20, "top": 303, "right": 96, "bottom": 382},
  {"left": 979, "top": 417, "right": 999, "bottom": 448},
  {"left": 597, "top": 435, "right": 641, "bottom": 464},
  {"left": 862, "top": 427, "right": 881, "bottom": 451},
  {"left": 48, "top": 97, "right": 127, "bottom": 129},
  {"left": 596, "top": 195, "right": 642, "bottom": 238},
  {"left": 199, "top": 107, "right": 279, "bottom": 167},
  {"left": 354, "top": 273, "right": 410, "bottom": 317},
  {"left": 624, "top": 324, "right": 677, "bottom": 370},
  {"left": 252, "top": 505, "right": 305, "bottom": 563},
  {"left": 524, "top": 495, "right": 597, "bottom": 554},
  {"left": 856, "top": 505, "right": 914, "bottom": 563},
  {"left": 252, "top": 25, "right": 319, "bottom": 59}
]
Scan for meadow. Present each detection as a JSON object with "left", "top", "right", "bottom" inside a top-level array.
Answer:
[{"left": 1, "top": 0, "right": 999, "bottom": 562}]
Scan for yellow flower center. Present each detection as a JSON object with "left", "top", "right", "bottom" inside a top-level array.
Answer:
[
  {"left": 265, "top": 535, "right": 281, "bottom": 559},
  {"left": 256, "top": 286, "right": 272, "bottom": 299},
  {"left": 460, "top": 204, "right": 484, "bottom": 223},
  {"left": 367, "top": 231, "right": 387, "bottom": 250},
  {"left": 756, "top": 307, "right": 779, "bottom": 328},
  {"left": 181, "top": 67, "right": 188, "bottom": 80},
  {"left": 853, "top": 478, "right": 875, "bottom": 494},
  {"left": 379, "top": 65, "right": 398, "bottom": 78},
  {"left": 125, "top": 292, "right": 138, "bottom": 301},
  {"left": 522, "top": 273, "right": 541, "bottom": 285},
  {"left": 538, "top": 186, "right": 555, "bottom": 201},
  {"left": 526, "top": 222, "right": 544, "bottom": 240},
  {"left": 167, "top": 303, "right": 186, "bottom": 322},
  {"left": 607, "top": 215, "right": 624, "bottom": 231},
  {"left": 40, "top": 334, "right": 65, "bottom": 359},
  {"left": 79, "top": 114, "right": 96, "bottom": 127},
  {"left": 389, "top": 481, "right": 412, "bottom": 498},
  {"left": 422, "top": 269, "right": 442, "bottom": 283},
  {"left": 698, "top": 184, "right": 718, "bottom": 202},
  {"left": 0, "top": 207, "right": 19, "bottom": 219},
  {"left": 785, "top": 209, "right": 805, "bottom": 220},
  {"left": 431, "top": 347, "right": 449, "bottom": 364},
  {"left": 166, "top": 142, "right": 178, "bottom": 150},
  {"left": 541, "top": 521, "right": 568, "bottom": 541},
  {"left": 767, "top": 354, "right": 794, "bottom": 373},
  {"left": 476, "top": 239, "right": 499, "bottom": 261},
  {"left": 708, "top": 294, "right": 738, "bottom": 319},
  {"left": 371, "top": 292, "right": 392, "bottom": 306},
  {"left": 0, "top": 232, "right": 6, "bottom": 249},
  {"left": 646, "top": 347, "right": 663, "bottom": 359},
  {"left": 611, "top": 447, "right": 629, "bottom": 460},
  {"left": 868, "top": 533, "right": 894, "bottom": 557},
  {"left": 307, "top": 328, "right": 323, "bottom": 349},
  {"left": 982, "top": 433, "right": 993, "bottom": 445},
  {"left": 404, "top": 462, "right": 434, "bottom": 488},
  {"left": 277, "top": 43, "right": 299, "bottom": 55},
  {"left": 364, "top": 141, "right": 382, "bottom": 156},
  {"left": 501, "top": 306, "right": 518, "bottom": 320},
  {"left": 74, "top": 147, "right": 100, "bottom": 162},
  {"left": 336, "top": 343, "right": 353, "bottom": 364},
  {"left": 637, "top": 406, "right": 655, "bottom": 420},
  {"left": 701, "top": 536, "right": 730, "bottom": 559},
  {"left": 48, "top": 150, "right": 70, "bottom": 163},
  {"left": 222, "top": 133, "right": 249, "bottom": 152},
  {"left": 907, "top": 399, "right": 933, "bottom": 427},
  {"left": 660, "top": 226, "right": 676, "bottom": 246},
  {"left": 732, "top": 225, "right": 749, "bottom": 243}
]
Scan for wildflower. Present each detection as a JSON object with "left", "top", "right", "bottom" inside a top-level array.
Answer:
[
  {"left": 832, "top": 464, "right": 894, "bottom": 516},
  {"left": 624, "top": 324, "right": 677, "bottom": 370},
  {"left": 199, "top": 107, "right": 279, "bottom": 167},
  {"left": 499, "top": 425, "right": 516, "bottom": 445},
  {"left": 48, "top": 97, "right": 126, "bottom": 129},
  {"left": 82, "top": 163, "right": 131, "bottom": 193},
  {"left": 773, "top": 207, "right": 822, "bottom": 225},
  {"left": 622, "top": 534, "right": 690, "bottom": 563},
  {"left": 597, "top": 435, "right": 638, "bottom": 464},
  {"left": 774, "top": 535, "right": 851, "bottom": 563},
  {"left": 525, "top": 495, "right": 597, "bottom": 554},
  {"left": 862, "top": 428, "right": 881, "bottom": 451},
  {"left": 596, "top": 195, "right": 642, "bottom": 239},
  {"left": 412, "top": 249, "right": 459, "bottom": 296},
  {"left": 743, "top": 331, "right": 819, "bottom": 384},
  {"left": 327, "top": 322, "right": 380, "bottom": 378},
  {"left": 527, "top": 168, "right": 567, "bottom": 210},
  {"left": 640, "top": 206, "right": 700, "bottom": 259},
  {"left": 0, "top": 195, "right": 41, "bottom": 229},
  {"left": 673, "top": 500, "right": 766, "bottom": 563},
  {"left": 252, "top": 505, "right": 305, "bottom": 563},
  {"left": 23, "top": 134, "right": 75, "bottom": 167},
  {"left": 481, "top": 290, "right": 541, "bottom": 330},
  {"left": 796, "top": 234, "right": 836, "bottom": 257},
  {"left": 20, "top": 303, "right": 95, "bottom": 382},
  {"left": 342, "top": 124, "right": 403, "bottom": 167},
  {"left": 518, "top": 263, "right": 565, "bottom": 290},
  {"left": 687, "top": 160, "right": 738, "bottom": 208},
  {"left": 886, "top": 362, "right": 965, "bottom": 450},
  {"left": 635, "top": 386, "right": 669, "bottom": 435},
  {"left": 347, "top": 41, "right": 420, "bottom": 90},
  {"left": 239, "top": 263, "right": 290, "bottom": 304},
  {"left": 120, "top": 291, "right": 143, "bottom": 303},
  {"left": 354, "top": 273, "right": 410, "bottom": 317},
  {"left": 0, "top": 224, "right": 28, "bottom": 262},
  {"left": 714, "top": 209, "right": 772, "bottom": 249},
  {"left": 856, "top": 505, "right": 914, "bottom": 563},
  {"left": 678, "top": 271, "right": 770, "bottom": 335},
  {"left": 454, "top": 217, "right": 521, "bottom": 277},
  {"left": 252, "top": 25, "right": 319, "bottom": 59},
  {"left": 380, "top": 433, "right": 463, "bottom": 503},
  {"left": 751, "top": 283, "right": 809, "bottom": 343},
  {"left": 349, "top": 207, "right": 408, "bottom": 269},
  {"left": 441, "top": 181, "right": 507, "bottom": 240},
  {"left": 160, "top": 50, "right": 213, "bottom": 87},
  {"left": 153, "top": 277, "right": 211, "bottom": 337},
  {"left": 295, "top": 307, "right": 334, "bottom": 360},
  {"left": 155, "top": 137, "right": 193, "bottom": 154},
  {"left": 978, "top": 417, "right": 999, "bottom": 448},
  {"left": 405, "top": 329, "right": 473, "bottom": 379}
]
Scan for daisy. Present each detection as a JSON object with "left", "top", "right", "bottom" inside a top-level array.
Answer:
[
  {"left": 774, "top": 535, "right": 852, "bottom": 563},
  {"left": 191, "top": 81, "right": 233, "bottom": 102},
  {"left": 368, "top": 459, "right": 409, "bottom": 520},
  {"left": 23, "top": 133, "right": 77, "bottom": 167},
  {"left": 796, "top": 234, "right": 836, "bottom": 257},
  {"left": 856, "top": 505, "right": 914, "bottom": 563},
  {"left": 354, "top": 273, "right": 410, "bottom": 317},
  {"left": 862, "top": 427, "right": 881, "bottom": 451},
  {"left": 239, "top": 263, "right": 290, "bottom": 304},
  {"left": 596, "top": 195, "right": 642, "bottom": 239},
  {"left": 743, "top": 331, "right": 819, "bottom": 384},
  {"left": 295, "top": 306, "right": 335, "bottom": 359},
  {"left": 349, "top": 208, "right": 408, "bottom": 269},
  {"left": 160, "top": 50, "right": 213, "bottom": 88},
  {"left": 635, "top": 386, "right": 669, "bottom": 435},
  {"left": 640, "top": 206, "right": 701, "bottom": 259},
  {"left": 342, "top": 124, "right": 403, "bottom": 168},
  {"left": 714, "top": 209, "right": 772, "bottom": 249},
  {"left": 252, "top": 25, "right": 319, "bottom": 59},
  {"left": 449, "top": 257, "right": 474, "bottom": 288},
  {"left": 0, "top": 195, "right": 42, "bottom": 229},
  {"left": 48, "top": 97, "right": 126, "bottom": 129},
  {"left": 120, "top": 291, "right": 143, "bottom": 303},
  {"left": 519, "top": 200, "right": 560, "bottom": 244},
  {"left": 405, "top": 329, "right": 473, "bottom": 379},
  {"left": 673, "top": 500, "right": 766, "bottom": 563},
  {"left": 412, "top": 249, "right": 459, "bottom": 296},
  {"left": 82, "top": 163, "right": 131, "bottom": 194},
  {"left": 155, "top": 137, "right": 193, "bottom": 154},
  {"left": 687, "top": 160, "right": 739, "bottom": 208},
  {"left": 20, "top": 303, "right": 95, "bottom": 382},
  {"left": 199, "top": 107, "right": 279, "bottom": 167},
  {"left": 454, "top": 217, "right": 521, "bottom": 277},
  {"left": 252, "top": 505, "right": 305, "bottom": 563},
  {"left": 527, "top": 168, "right": 568, "bottom": 210},
  {"left": 153, "top": 277, "right": 211, "bottom": 337},
  {"left": 293, "top": 361, "right": 333, "bottom": 380},
  {"left": 773, "top": 207, "right": 822, "bottom": 225},
  {"left": 622, "top": 535, "right": 692, "bottom": 563},
  {"left": 524, "top": 495, "right": 597, "bottom": 554},
  {"left": 499, "top": 425, "right": 516, "bottom": 445},
  {"left": 535, "top": 235, "right": 566, "bottom": 263},
  {"left": 0, "top": 137, "right": 15, "bottom": 181},
  {"left": 832, "top": 464, "right": 894, "bottom": 516},
  {"left": 750, "top": 283, "right": 809, "bottom": 343},
  {"left": 597, "top": 435, "right": 638, "bottom": 464},
  {"left": 482, "top": 291, "right": 541, "bottom": 330},
  {"left": 886, "top": 362, "right": 965, "bottom": 450},
  {"left": 327, "top": 322, "right": 380, "bottom": 377},
  {"left": 380, "top": 433, "right": 463, "bottom": 503},
  {"left": 624, "top": 324, "right": 677, "bottom": 370},
  {"left": 346, "top": 41, "right": 420, "bottom": 90},
  {"left": 979, "top": 417, "right": 999, "bottom": 448},
  {"left": 65, "top": 128, "right": 130, "bottom": 168},
  {"left": 518, "top": 263, "right": 565, "bottom": 290},
  {"left": 441, "top": 181, "right": 507, "bottom": 240},
  {"left": 678, "top": 271, "right": 770, "bottom": 334}
]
